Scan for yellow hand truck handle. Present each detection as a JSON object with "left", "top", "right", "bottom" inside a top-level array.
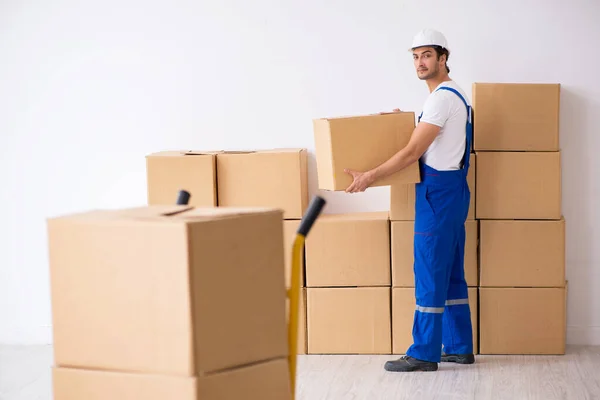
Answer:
[{"left": 287, "top": 195, "right": 326, "bottom": 399}]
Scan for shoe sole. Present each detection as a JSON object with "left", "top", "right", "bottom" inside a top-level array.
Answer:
[
  {"left": 384, "top": 363, "right": 438, "bottom": 372},
  {"left": 440, "top": 355, "right": 475, "bottom": 364}
]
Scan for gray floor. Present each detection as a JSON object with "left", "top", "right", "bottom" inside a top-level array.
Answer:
[{"left": 1, "top": 345, "right": 599, "bottom": 399}]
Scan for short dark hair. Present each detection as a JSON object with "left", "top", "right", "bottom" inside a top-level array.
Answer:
[{"left": 432, "top": 46, "right": 450, "bottom": 73}]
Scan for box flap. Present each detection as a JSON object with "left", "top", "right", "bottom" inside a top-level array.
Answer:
[
  {"left": 219, "top": 150, "right": 257, "bottom": 154},
  {"left": 170, "top": 206, "right": 282, "bottom": 220},
  {"left": 120, "top": 205, "right": 196, "bottom": 217},
  {"left": 257, "top": 148, "right": 306, "bottom": 154},
  {"left": 217, "top": 148, "right": 306, "bottom": 155},
  {"left": 183, "top": 150, "right": 221, "bottom": 156},
  {"left": 315, "top": 111, "right": 415, "bottom": 122},
  {"left": 146, "top": 150, "right": 220, "bottom": 157},
  {"left": 49, "top": 206, "right": 283, "bottom": 225}
]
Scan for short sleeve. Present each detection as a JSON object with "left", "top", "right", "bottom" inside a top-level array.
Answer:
[{"left": 419, "top": 91, "right": 452, "bottom": 128}]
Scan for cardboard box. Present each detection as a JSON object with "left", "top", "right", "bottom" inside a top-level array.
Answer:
[
  {"left": 392, "top": 287, "right": 478, "bottom": 354},
  {"left": 480, "top": 219, "right": 565, "bottom": 287},
  {"left": 313, "top": 112, "right": 420, "bottom": 191},
  {"left": 480, "top": 287, "right": 566, "bottom": 354},
  {"left": 391, "top": 220, "right": 478, "bottom": 287},
  {"left": 283, "top": 220, "right": 303, "bottom": 288},
  {"left": 286, "top": 288, "right": 307, "bottom": 355},
  {"left": 146, "top": 151, "right": 217, "bottom": 207},
  {"left": 472, "top": 83, "right": 560, "bottom": 151},
  {"left": 390, "top": 154, "right": 476, "bottom": 220},
  {"left": 307, "top": 287, "right": 391, "bottom": 354},
  {"left": 305, "top": 212, "right": 390, "bottom": 287},
  {"left": 52, "top": 358, "right": 291, "bottom": 400},
  {"left": 476, "top": 151, "right": 561, "bottom": 220},
  {"left": 48, "top": 206, "right": 287, "bottom": 376},
  {"left": 216, "top": 149, "right": 308, "bottom": 219}
]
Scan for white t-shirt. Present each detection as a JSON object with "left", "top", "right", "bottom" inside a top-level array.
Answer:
[{"left": 418, "top": 80, "right": 470, "bottom": 171}]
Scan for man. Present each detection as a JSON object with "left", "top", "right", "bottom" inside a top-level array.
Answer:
[{"left": 344, "top": 29, "right": 474, "bottom": 372}]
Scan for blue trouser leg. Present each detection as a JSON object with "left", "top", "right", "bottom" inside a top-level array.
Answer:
[
  {"left": 406, "top": 183, "right": 456, "bottom": 363},
  {"left": 406, "top": 231, "right": 453, "bottom": 362},
  {"left": 442, "top": 224, "right": 474, "bottom": 355},
  {"left": 406, "top": 177, "right": 471, "bottom": 362}
]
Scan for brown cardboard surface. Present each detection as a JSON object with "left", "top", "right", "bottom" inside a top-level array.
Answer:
[
  {"left": 476, "top": 151, "right": 561, "bottom": 220},
  {"left": 479, "top": 287, "right": 566, "bottom": 355},
  {"left": 391, "top": 220, "right": 478, "bottom": 287},
  {"left": 53, "top": 367, "right": 197, "bottom": 400},
  {"left": 146, "top": 151, "right": 217, "bottom": 207},
  {"left": 52, "top": 358, "right": 291, "bottom": 400},
  {"left": 286, "top": 288, "right": 307, "bottom": 354},
  {"left": 48, "top": 206, "right": 287, "bottom": 376},
  {"left": 313, "top": 113, "right": 420, "bottom": 191},
  {"left": 305, "top": 212, "right": 390, "bottom": 287},
  {"left": 283, "top": 220, "right": 303, "bottom": 288},
  {"left": 480, "top": 219, "right": 565, "bottom": 287},
  {"left": 216, "top": 149, "right": 308, "bottom": 219},
  {"left": 196, "top": 358, "right": 291, "bottom": 399},
  {"left": 390, "top": 154, "right": 476, "bottom": 220},
  {"left": 472, "top": 83, "right": 560, "bottom": 151},
  {"left": 391, "top": 287, "right": 478, "bottom": 354},
  {"left": 389, "top": 184, "right": 415, "bottom": 221},
  {"left": 307, "top": 287, "right": 391, "bottom": 354}
]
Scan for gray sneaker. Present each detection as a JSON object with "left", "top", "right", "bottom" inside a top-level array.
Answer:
[{"left": 384, "top": 356, "right": 438, "bottom": 372}]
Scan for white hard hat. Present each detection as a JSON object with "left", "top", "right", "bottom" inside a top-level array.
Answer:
[{"left": 411, "top": 29, "right": 449, "bottom": 51}]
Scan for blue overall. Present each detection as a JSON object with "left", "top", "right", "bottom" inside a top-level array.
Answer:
[{"left": 405, "top": 86, "right": 473, "bottom": 363}]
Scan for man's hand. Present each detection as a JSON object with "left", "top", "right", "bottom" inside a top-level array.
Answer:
[{"left": 344, "top": 169, "right": 376, "bottom": 193}]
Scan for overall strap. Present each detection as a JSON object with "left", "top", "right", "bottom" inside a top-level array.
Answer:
[{"left": 434, "top": 86, "right": 472, "bottom": 171}]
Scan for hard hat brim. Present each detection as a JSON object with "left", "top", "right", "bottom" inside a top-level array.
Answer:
[{"left": 409, "top": 44, "right": 449, "bottom": 52}]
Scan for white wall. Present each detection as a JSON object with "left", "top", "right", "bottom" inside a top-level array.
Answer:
[{"left": 1, "top": 0, "right": 599, "bottom": 345}]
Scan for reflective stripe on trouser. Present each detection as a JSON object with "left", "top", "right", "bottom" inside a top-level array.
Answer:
[
  {"left": 405, "top": 165, "right": 473, "bottom": 363},
  {"left": 416, "top": 298, "right": 469, "bottom": 313}
]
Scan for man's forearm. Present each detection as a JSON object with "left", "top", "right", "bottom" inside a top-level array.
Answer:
[{"left": 371, "top": 147, "right": 420, "bottom": 183}]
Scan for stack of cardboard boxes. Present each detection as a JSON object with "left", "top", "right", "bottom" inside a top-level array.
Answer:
[
  {"left": 473, "top": 83, "right": 566, "bottom": 355},
  {"left": 309, "top": 84, "right": 566, "bottom": 356},
  {"left": 309, "top": 112, "right": 422, "bottom": 355},
  {"left": 130, "top": 83, "right": 565, "bottom": 365},
  {"left": 309, "top": 112, "right": 477, "bottom": 356},
  {"left": 47, "top": 206, "right": 293, "bottom": 399},
  {"left": 146, "top": 149, "right": 310, "bottom": 354},
  {"left": 304, "top": 211, "right": 393, "bottom": 354}
]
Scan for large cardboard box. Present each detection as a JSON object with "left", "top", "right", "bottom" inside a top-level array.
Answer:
[
  {"left": 48, "top": 206, "right": 288, "bottom": 376},
  {"left": 305, "top": 212, "right": 390, "bottom": 287},
  {"left": 391, "top": 220, "right": 478, "bottom": 287},
  {"left": 52, "top": 358, "right": 291, "bottom": 400},
  {"left": 390, "top": 153, "right": 476, "bottom": 221},
  {"left": 472, "top": 83, "right": 560, "bottom": 151},
  {"left": 286, "top": 288, "right": 307, "bottom": 354},
  {"left": 392, "top": 287, "right": 478, "bottom": 354},
  {"left": 313, "top": 112, "right": 420, "bottom": 191},
  {"left": 283, "top": 220, "right": 303, "bottom": 288},
  {"left": 476, "top": 151, "right": 561, "bottom": 220},
  {"left": 307, "top": 287, "right": 391, "bottom": 354},
  {"left": 480, "top": 219, "right": 565, "bottom": 287},
  {"left": 146, "top": 151, "right": 217, "bottom": 207},
  {"left": 216, "top": 149, "right": 308, "bottom": 219},
  {"left": 480, "top": 287, "right": 566, "bottom": 355}
]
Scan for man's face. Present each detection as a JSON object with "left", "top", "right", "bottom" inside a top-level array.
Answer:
[{"left": 413, "top": 47, "right": 442, "bottom": 80}]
